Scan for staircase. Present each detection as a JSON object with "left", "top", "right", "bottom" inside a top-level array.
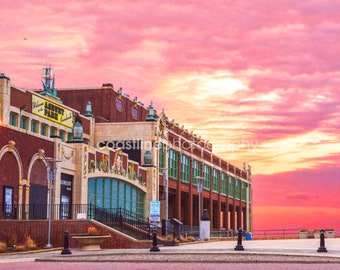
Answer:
[{"left": 89, "top": 205, "right": 152, "bottom": 240}]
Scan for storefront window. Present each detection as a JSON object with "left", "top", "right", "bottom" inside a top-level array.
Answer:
[{"left": 88, "top": 178, "right": 145, "bottom": 217}]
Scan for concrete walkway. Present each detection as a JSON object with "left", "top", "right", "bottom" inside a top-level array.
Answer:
[{"left": 32, "top": 238, "right": 340, "bottom": 263}]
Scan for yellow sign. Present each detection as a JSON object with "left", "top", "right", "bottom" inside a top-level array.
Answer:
[{"left": 32, "top": 95, "right": 74, "bottom": 128}]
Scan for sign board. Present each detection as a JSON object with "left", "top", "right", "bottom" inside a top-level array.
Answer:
[
  {"left": 197, "top": 182, "right": 203, "bottom": 193},
  {"left": 32, "top": 95, "right": 74, "bottom": 128},
  {"left": 149, "top": 200, "right": 161, "bottom": 227}
]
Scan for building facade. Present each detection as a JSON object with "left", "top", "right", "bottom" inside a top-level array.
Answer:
[{"left": 0, "top": 70, "right": 252, "bottom": 234}]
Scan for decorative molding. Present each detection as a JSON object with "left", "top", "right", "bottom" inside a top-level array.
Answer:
[
  {"left": 8, "top": 140, "right": 15, "bottom": 152},
  {"left": 61, "top": 147, "right": 74, "bottom": 160},
  {"left": 0, "top": 141, "right": 23, "bottom": 181},
  {"left": 83, "top": 146, "right": 88, "bottom": 178}
]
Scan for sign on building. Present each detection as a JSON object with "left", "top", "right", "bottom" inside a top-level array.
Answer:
[{"left": 32, "top": 95, "right": 74, "bottom": 128}]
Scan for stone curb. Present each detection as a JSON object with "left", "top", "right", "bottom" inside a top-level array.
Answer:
[{"left": 35, "top": 252, "right": 340, "bottom": 264}]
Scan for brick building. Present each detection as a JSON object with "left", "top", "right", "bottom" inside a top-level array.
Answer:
[{"left": 0, "top": 69, "right": 252, "bottom": 246}]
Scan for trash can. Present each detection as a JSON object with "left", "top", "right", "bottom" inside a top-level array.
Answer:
[
  {"left": 245, "top": 232, "right": 252, "bottom": 240},
  {"left": 171, "top": 218, "right": 183, "bottom": 240}
]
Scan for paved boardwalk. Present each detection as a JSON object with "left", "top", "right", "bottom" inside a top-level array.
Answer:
[{"left": 1, "top": 238, "right": 340, "bottom": 265}]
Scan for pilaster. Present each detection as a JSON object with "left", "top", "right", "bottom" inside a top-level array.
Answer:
[{"left": 0, "top": 74, "right": 11, "bottom": 125}]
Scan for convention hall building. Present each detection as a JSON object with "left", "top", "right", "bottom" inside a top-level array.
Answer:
[{"left": 0, "top": 69, "right": 252, "bottom": 245}]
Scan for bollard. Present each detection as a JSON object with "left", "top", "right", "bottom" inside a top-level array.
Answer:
[
  {"left": 234, "top": 228, "right": 244, "bottom": 251},
  {"left": 150, "top": 229, "right": 160, "bottom": 252},
  {"left": 317, "top": 229, "right": 327, "bottom": 253},
  {"left": 61, "top": 231, "right": 72, "bottom": 255}
]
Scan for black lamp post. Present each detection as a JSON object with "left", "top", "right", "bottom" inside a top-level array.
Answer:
[
  {"left": 195, "top": 176, "right": 204, "bottom": 240},
  {"left": 44, "top": 157, "right": 61, "bottom": 249}
]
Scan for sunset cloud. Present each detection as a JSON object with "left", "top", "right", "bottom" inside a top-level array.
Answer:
[{"left": 1, "top": 0, "right": 339, "bottom": 230}]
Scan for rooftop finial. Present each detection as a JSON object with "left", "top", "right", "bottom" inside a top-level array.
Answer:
[
  {"left": 146, "top": 101, "right": 156, "bottom": 122},
  {"left": 40, "top": 67, "right": 61, "bottom": 101},
  {"left": 84, "top": 101, "right": 93, "bottom": 117}
]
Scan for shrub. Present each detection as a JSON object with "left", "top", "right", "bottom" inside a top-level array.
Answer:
[
  {"left": 15, "top": 245, "right": 26, "bottom": 252},
  {"left": 0, "top": 242, "right": 7, "bottom": 253},
  {"left": 180, "top": 236, "right": 189, "bottom": 243},
  {"left": 8, "top": 233, "right": 17, "bottom": 247},
  {"left": 25, "top": 236, "right": 37, "bottom": 250},
  {"left": 87, "top": 225, "right": 100, "bottom": 235},
  {"left": 187, "top": 236, "right": 196, "bottom": 242}
]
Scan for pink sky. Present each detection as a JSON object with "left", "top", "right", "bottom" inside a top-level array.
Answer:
[{"left": 1, "top": 0, "right": 339, "bottom": 230}]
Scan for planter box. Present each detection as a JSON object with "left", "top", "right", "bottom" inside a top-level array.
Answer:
[
  {"left": 325, "top": 231, "right": 335, "bottom": 238},
  {"left": 299, "top": 232, "right": 309, "bottom": 239},
  {"left": 72, "top": 235, "right": 111, "bottom": 250}
]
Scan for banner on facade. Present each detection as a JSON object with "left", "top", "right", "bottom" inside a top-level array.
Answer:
[{"left": 32, "top": 95, "right": 74, "bottom": 128}]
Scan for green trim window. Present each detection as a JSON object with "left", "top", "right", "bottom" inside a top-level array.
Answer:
[
  {"left": 20, "top": 116, "right": 28, "bottom": 130},
  {"left": 168, "top": 149, "right": 178, "bottom": 179},
  {"left": 50, "top": 126, "right": 57, "bottom": 136},
  {"left": 181, "top": 154, "right": 190, "bottom": 183},
  {"left": 41, "top": 123, "right": 48, "bottom": 136},
  {"left": 159, "top": 143, "right": 165, "bottom": 172},
  {"left": 67, "top": 132, "right": 73, "bottom": 141},
  {"left": 235, "top": 179, "right": 240, "bottom": 199},
  {"left": 249, "top": 184, "right": 252, "bottom": 202},
  {"left": 9, "top": 112, "right": 18, "bottom": 127},
  {"left": 59, "top": 130, "right": 65, "bottom": 141},
  {"left": 221, "top": 173, "right": 227, "bottom": 195},
  {"left": 241, "top": 182, "right": 247, "bottom": 201},
  {"left": 212, "top": 169, "right": 219, "bottom": 192},
  {"left": 88, "top": 177, "right": 145, "bottom": 217},
  {"left": 203, "top": 165, "right": 211, "bottom": 190},
  {"left": 31, "top": 120, "right": 38, "bottom": 133},
  {"left": 228, "top": 176, "right": 234, "bottom": 197},
  {"left": 192, "top": 159, "right": 201, "bottom": 185}
]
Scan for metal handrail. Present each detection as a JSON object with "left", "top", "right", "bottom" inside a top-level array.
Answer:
[
  {"left": 0, "top": 203, "right": 152, "bottom": 240},
  {"left": 92, "top": 205, "right": 151, "bottom": 240}
]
